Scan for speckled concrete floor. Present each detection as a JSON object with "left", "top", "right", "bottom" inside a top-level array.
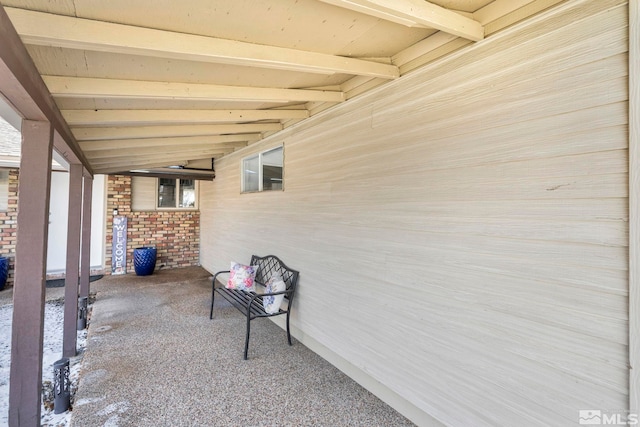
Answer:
[{"left": 70, "top": 267, "right": 415, "bottom": 427}]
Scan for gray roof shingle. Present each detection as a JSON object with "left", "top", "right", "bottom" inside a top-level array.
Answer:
[{"left": 0, "top": 117, "right": 20, "bottom": 158}]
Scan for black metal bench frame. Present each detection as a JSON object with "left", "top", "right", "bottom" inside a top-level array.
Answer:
[{"left": 209, "top": 255, "right": 300, "bottom": 360}]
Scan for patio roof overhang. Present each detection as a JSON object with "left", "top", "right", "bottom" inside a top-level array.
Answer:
[
  {"left": 4, "top": 0, "right": 626, "bottom": 424},
  {"left": 0, "top": 5, "right": 89, "bottom": 174},
  {"left": 0, "top": 0, "right": 566, "bottom": 178}
]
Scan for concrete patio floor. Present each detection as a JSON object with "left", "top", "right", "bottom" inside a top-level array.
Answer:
[{"left": 71, "top": 266, "right": 415, "bottom": 426}]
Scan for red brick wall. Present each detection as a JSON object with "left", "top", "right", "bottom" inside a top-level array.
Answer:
[
  {"left": 105, "top": 175, "right": 200, "bottom": 274},
  {"left": 0, "top": 169, "right": 18, "bottom": 287}
]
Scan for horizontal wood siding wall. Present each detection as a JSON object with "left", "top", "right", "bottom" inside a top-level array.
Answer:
[
  {"left": 200, "top": 0, "right": 629, "bottom": 425},
  {"left": 131, "top": 176, "right": 156, "bottom": 211}
]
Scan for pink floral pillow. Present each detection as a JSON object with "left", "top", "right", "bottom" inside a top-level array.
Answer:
[{"left": 226, "top": 262, "right": 257, "bottom": 292}]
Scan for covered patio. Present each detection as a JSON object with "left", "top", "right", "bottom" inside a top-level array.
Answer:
[
  {"left": 1, "top": 0, "right": 639, "bottom": 426},
  {"left": 70, "top": 266, "right": 414, "bottom": 426}
]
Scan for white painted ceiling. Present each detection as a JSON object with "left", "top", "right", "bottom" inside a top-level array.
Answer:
[{"left": 0, "top": 0, "right": 566, "bottom": 175}]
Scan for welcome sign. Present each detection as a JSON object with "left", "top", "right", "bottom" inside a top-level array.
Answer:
[{"left": 111, "top": 216, "right": 127, "bottom": 275}]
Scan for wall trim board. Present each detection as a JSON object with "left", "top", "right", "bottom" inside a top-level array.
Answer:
[{"left": 629, "top": 0, "right": 639, "bottom": 416}]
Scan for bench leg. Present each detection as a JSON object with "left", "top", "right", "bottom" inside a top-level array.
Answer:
[
  {"left": 286, "top": 311, "right": 292, "bottom": 346},
  {"left": 209, "top": 283, "right": 216, "bottom": 320},
  {"left": 244, "top": 314, "right": 251, "bottom": 360}
]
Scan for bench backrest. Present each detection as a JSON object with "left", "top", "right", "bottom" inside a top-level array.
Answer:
[{"left": 251, "top": 254, "right": 299, "bottom": 303}]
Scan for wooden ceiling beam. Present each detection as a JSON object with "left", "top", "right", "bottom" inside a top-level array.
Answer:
[
  {"left": 79, "top": 133, "right": 259, "bottom": 151},
  {"left": 91, "top": 153, "right": 225, "bottom": 171},
  {"left": 318, "top": 0, "right": 484, "bottom": 41},
  {"left": 0, "top": 7, "right": 91, "bottom": 171},
  {"left": 83, "top": 141, "right": 247, "bottom": 154},
  {"left": 84, "top": 144, "right": 244, "bottom": 160},
  {"left": 43, "top": 76, "right": 345, "bottom": 103},
  {"left": 86, "top": 145, "right": 234, "bottom": 160},
  {"left": 117, "top": 169, "right": 216, "bottom": 181},
  {"left": 473, "top": 0, "right": 538, "bottom": 26},
  {"left": 72, "top": 123, "right": 282, "bottom": 141},
  {"left": 61, "top": 109, "right": 309, "bottom": 126},
  {"left": 6, "top": 7, "right": 399, "bottom": 79},
  {"left": 93, "top": 160, "right": 198, "bottom": 174}
]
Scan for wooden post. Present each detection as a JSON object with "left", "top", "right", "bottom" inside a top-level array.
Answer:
[
  {"left": 63, "top": 163, "right": 82, "bottom": 357},
  {"left": 79, "top": 173, "right": 93, "bottom": 300},
  {"left": 8, "top": 120, "right": 53, "bottom": 427}
]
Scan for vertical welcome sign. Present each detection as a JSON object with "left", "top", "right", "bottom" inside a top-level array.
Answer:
[{"left": 111, "top": 216, "right": 127, "bottom": 275}]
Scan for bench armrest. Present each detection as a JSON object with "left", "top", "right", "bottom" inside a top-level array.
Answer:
[{"left": 212, "top": 270, "right": 231, "bottom": 286}]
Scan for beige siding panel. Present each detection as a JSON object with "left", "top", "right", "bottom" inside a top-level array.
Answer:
[
  {"left": 200, "top": 1, "right": 629, "bottom": 426},
  {"left": 131, "top": 176, "right": 155, "bottom": 211},
  {"left": 630, "top": 0, "right": 640, "bottom": 414}
]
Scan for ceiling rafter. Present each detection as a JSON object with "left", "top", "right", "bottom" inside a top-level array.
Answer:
[
  {"left": 85, "top": 146, "right": 236, "bottom": 160},
  {"left": 79, "top": 134, "right": 260, "bottom": 152},
  {"left": 1, "top": 0, "right": 560, "bottom": 175},
  {"left": 473, "top": 0, "right": 538, "bottom": 25},
  {"left": 6, "top": 7, "right": 399, "bottom": 80},
  {"left": 119, "top": 169, "right": 216, "bottom": 181},
  {"left": 89, "top": 153, "right": 225, "bottom": 166},
  {"left": 83, "top": 147, "right": 242, "bottom": 162},
  {"left": 0, "top": 6, "right": 91, "bottom": 171},
  {"left": 93, "top": 160, "right": 210, "bottom": 174},
  {"left": 72, "top": 123, "right": 282, "bottom": 141},
  {"left": 318, "top": 0, "right": 484, "bottom": 41},
  {"left": 43, "top": 76, "right": 345, "bottom": 103},
  {"left": 61, "top": 109, "right": 309, "bottom": 127},
  {"left": 91, "top": 152, "right": 225, "bottom": 169}
]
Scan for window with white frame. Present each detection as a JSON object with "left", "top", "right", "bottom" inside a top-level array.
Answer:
[
  {"left": 242, "top": 146, "right": 283, "bottom": 193},
  {"left": 157, "top": 178, "right": 198, "bottom": 209}
]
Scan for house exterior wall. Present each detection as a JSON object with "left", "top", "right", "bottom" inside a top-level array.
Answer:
[
  {"left": 46, "top": 171, "right": 106, "bottom": 275},
  {"left": 199, "top": 0, "right": 629, "bottom": 425},
  {"left": 0, "top": 169, "right": 18, "bottom": 287},
  {"left": 0, "top": 169, "right": 107, "bottom": 286},
  {"left": 105, "top": 175, "right": 199, "bottom": 274}
]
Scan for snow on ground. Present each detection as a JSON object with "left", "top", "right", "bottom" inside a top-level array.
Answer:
[{"left": 0, "top": 298, "right": 87, "bottom": 426}]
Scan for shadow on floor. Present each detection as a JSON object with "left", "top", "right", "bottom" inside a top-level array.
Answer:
[{"left": 46, "top": 275, "right": 104, "bottom": 288}]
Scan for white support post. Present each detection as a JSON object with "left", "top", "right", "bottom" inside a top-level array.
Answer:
[
  {"left": 79, "top": 173, "right": 93, "bottom": 300},
  {"left": 62, "top": 163, "right": 82, "bottom": 357}
]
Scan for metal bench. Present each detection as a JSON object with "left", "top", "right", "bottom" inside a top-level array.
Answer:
[{"left": 209, "top": 255, "right": 300, "bottom": 360}]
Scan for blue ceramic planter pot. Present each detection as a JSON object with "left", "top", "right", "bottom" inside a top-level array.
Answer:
[
  {"left": 133, "top": 247, "right": 157, "bottom": 276},
  {"left": 0, "top": 257, "right": 7, "bottom": 290}
]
